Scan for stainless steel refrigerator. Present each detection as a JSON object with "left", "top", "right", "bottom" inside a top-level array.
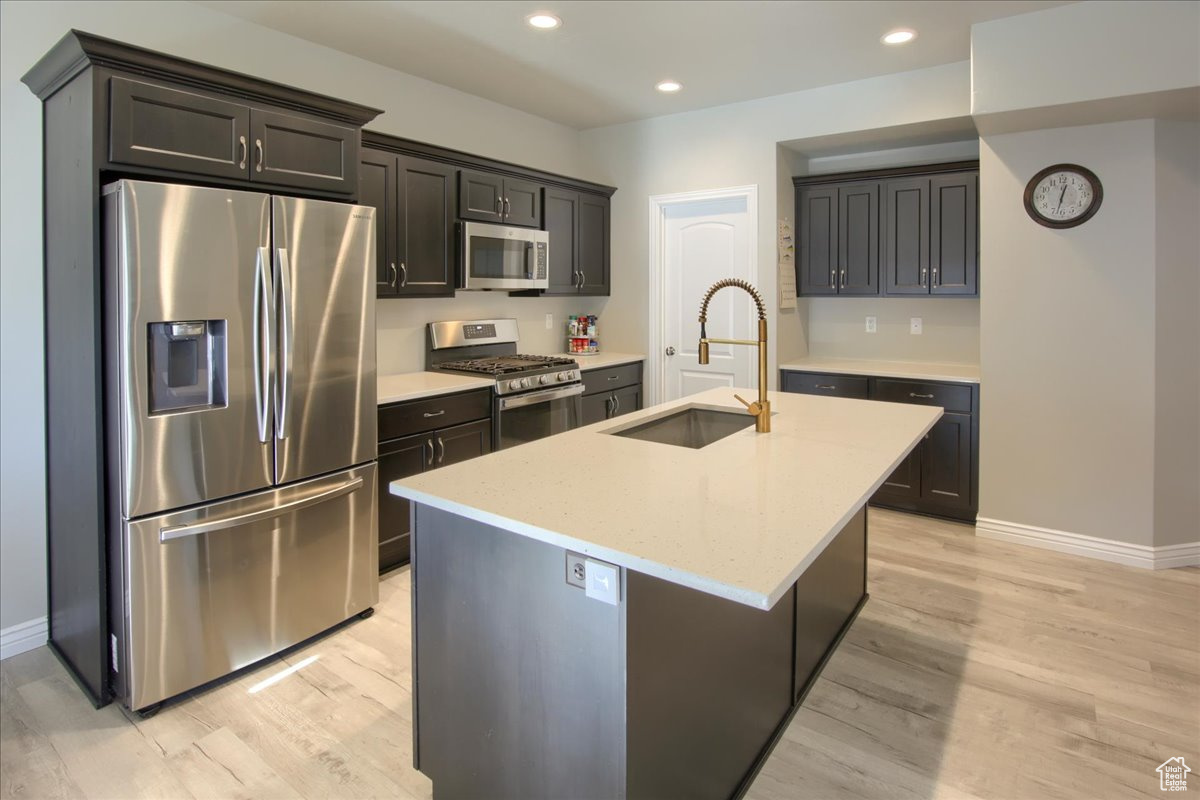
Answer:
[{"left": 102, "top": 180, "right": 378, "bottom": 712}]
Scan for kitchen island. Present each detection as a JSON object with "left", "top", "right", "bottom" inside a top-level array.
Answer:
[{"left": 391, "top": 387, "right": 940, "bottom": 799}]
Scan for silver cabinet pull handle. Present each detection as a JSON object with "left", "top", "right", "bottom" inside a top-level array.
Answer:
[
  {"left": 160, "top": 477, "right": 363, "bottom": 541},
  {"left": 436, "top": 437, "right": 445, "bottom": 465},
  {"left": 830, "top": 269, "right": 836, "bottom": 288},
  {"left": 400, "top": 262, "right": 408, "bottom": 288},
  {"left": 388, "top": 262, "right": 398, "bottom": 288},
  {"left": 612, "top": 393, "right": 620, "bottom": 415},
  {"left": 503, "top": 197, "right": 511, "bottom": 217},
  {"left": 238, "top": 135, "right": 248, "bottom": 170},
  {"left": 274, "top": 248, "right": 293, "bottom": 440},
  {"left": 495, "top": 197, "right": 503, "bottom": 217},
  {"left": 605, "top": 396, "right": 614, "bottom": 418},
  {"left": 573, "top": 270, "right": 581, "bottom": 288},
  {"left": 909, "top": 392, "right": 935, "bottom": 399},
  {"left": 840, "top": 269, "right": 847, "bottom": 288},
  {"left": 579, "top": 269, "right": 586, "bottom": 289},
  {"left": 426, "top": 439, "right": 434, "bottom": 467},
  {"left": 255, "top": 138, "right": 264, "bottom": 173},
  {"left": 422, "top": 410, "right": 445, "bottom": 418},
  {"left": 921, "top": 267, "right": 927, "bottom": 286},
  {"left": 252, "top": 246, "right": 274, "bottom": 443},
  {"left": 607, "top": 375, "right": 619, "bottom": 381},
  {"left": 931, "top": 268, "right": 938, "bottom": 286},
  {"left": 815, "top": 384, "right": 837, "bottom": 390}
]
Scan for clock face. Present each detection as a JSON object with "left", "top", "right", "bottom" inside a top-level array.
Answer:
[{"left": 1024, "top": 164, "right": 1103, "bottom": 228}]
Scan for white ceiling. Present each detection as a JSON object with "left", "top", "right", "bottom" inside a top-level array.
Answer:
[{"left": 193, "top": 0, "right": 1072, "bottom": 130}]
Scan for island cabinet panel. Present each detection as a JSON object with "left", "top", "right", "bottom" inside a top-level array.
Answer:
[{"left": 580, "top": 361, "right": 643, "bottom": 424}]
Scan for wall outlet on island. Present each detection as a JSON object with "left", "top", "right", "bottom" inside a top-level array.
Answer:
[
  {"left": 545, "top": 313, "right": 554, "bottom": 330},
  {"left": 865, "top": 316, "right": 877, "bottom": 333},
  {"left": 910, "top": 317, "right": 923, "bottom": 335}
]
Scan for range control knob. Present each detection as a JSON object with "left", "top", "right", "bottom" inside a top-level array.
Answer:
[
  {"left": 508, "top": 380, "right": 522, "bottom": 391},
  {"left": 539, "top": 374, "right": 551, "bottom": 385},
  {"left": 557, "top": 371, "right": 569, "bottom": 382}
]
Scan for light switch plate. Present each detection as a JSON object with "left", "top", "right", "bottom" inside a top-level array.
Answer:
[
  {"left": 910, "top": 317, "right": 923, "bottom": 335},
  {"left": 545, "top": 313, "right": 554, "bottom": 330},
  {"left": 584, "top": 558, "right": 620, "bottom": 605},
  {"left": 865, "top": 316, "right": 877, "bottom": 333}
]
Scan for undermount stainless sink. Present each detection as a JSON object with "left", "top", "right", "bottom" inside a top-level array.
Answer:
[{"left": 608, "top": 405, "right": 756, "bottom": 449}]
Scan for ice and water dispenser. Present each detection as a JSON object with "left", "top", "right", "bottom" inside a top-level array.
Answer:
[{"left": 147, "top": 320, "right": 227, "bottom": 414}]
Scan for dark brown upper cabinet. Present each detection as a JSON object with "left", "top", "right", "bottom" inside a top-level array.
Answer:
[
  {"left": 458, "top": 169, "right": 542, "bottom": 228},
  {"left": 108, "top": 76, "right": 360, "bottom": 195},
  {"left": 362, "top": 147, "right": 456, "bottom": 298},
  {"left": 539, "top": 187, "right": 610, "bottom": 296},
  {"left": 795, "top": 162, "right": 979, "bottom": 298}
]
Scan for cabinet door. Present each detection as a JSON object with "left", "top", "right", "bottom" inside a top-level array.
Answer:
[
  {"left": 930, "top": 172, "right": 978, "bottom": 296},
  {"left": 458, "top": 169, "right": 505, "bottom": 223},
  {"left": 378, "top": 434, "right": 429, "bottom": 571},
  {"left": 882, "top": 178, "right": 929, "bottom": 295},
  {"left": 797, "top": 187, "right": 838, "bottom": 296},
  {"left": 397, "top": 155, "right": 456, "bottom": 297},
  {"left": 874, "top": 447, "right": 922, "bottom": 503},
  {"left": 581, "top": 392, "right": 610, "bottom": 426},
  {"left": 543, "top": 187, "right": 580, "bottom": 294},
  {"left": 434, "top": 418, "right": 492, "bottom": 467},
  {"left": 838, "top": 182, "right": 879, "bottom": 295},
  {"left": 109, "top": 77, "right": 250, "bottom": 181},
  {"left": 578, "top": 194, "right": 611, "bottom": 296},
  {"left": 611, "top": 383, "right": 641, "bottom": 418},
  {"left": 360, "top": 149, "right": 397, "bottom": 296},
  {"left": 502, "top": 177, "right": 542, "bottom": 228},
  {"left": 922, "top": 412, "right": 972, "bottom": 510},
  {"left": 249, "top": 109, "right": 357, "bottom": 194}
]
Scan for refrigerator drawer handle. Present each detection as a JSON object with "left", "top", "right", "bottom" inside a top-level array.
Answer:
[
  {"left": 159, "top": 477, "right": 364, "bottom": 542},
  {"left": 275, "top": 248, "right": 294, "bottom": 440}
]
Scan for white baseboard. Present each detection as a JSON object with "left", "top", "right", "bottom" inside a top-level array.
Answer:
[
  {"left": 0, "top": 616, "right": 48, "bottom": 661},
  {"left": 976, "top": 518, "right": 1200, "bottom": 570}
]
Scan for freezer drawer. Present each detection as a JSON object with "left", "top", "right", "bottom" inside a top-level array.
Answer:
[{"left": 117, "top": 463, "right": 378, "bottom": 711}]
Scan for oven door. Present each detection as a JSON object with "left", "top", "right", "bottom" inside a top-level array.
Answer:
[
  {"left": 495, "top": 384, "right": 584, "bottom": 449},
  {"left": 461, "top": 221, "right": 549, "bottom": 290}
]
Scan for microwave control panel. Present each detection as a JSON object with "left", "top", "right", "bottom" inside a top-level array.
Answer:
[{"left": 536, "top": 242, "right": 547, "bottom": 279}]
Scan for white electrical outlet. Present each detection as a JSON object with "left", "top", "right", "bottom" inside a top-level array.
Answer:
[
  {"left": 910, "top": 317, "right": 923, "bottom": 335},
  {"left": 545, "top": 313, "right": 554, "bottom": 330},
  {"left": 865, "top": 316, "right": 877, "bottom": 333}
]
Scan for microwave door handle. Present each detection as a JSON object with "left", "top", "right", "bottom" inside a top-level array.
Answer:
[
  {"left": 253, "top": 246, "right": 274, "bottom": 443},
  {"left": 525, "top": 241, "right": 534, "bottom": 279},
  {"left": 275, "top": 247, "right": 293, "bottom": 440}
]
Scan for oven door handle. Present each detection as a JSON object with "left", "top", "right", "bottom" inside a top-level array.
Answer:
[{"left": 499, "top": 383, "right": 585, "bottom": 410}]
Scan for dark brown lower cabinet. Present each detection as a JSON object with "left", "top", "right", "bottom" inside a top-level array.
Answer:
[
  {"left": 580, "top": 362, "right": 642, "bottom": 425},
  {"left": 377, "top": 392, "right": 492, "bottom": 572},
  {"left": 781, "top": 369, "right": 978, "bottom": 522}
]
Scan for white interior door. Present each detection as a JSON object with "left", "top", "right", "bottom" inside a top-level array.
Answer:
[{"left": 659, "top": 192, "right": 756, "bottom": 401}]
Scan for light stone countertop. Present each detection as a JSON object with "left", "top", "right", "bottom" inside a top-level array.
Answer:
[
  {"left": 555, "top": 352, "right": 645, "bottom": 371},
  {"left": 390, "top": 387, "right": 940, "bottom": 610},
  {"left": 378, "top": 371, "right": 494, "bottom": 405},
  {"left": 779, "top": 357, "right": 980, "bottom": 384}
]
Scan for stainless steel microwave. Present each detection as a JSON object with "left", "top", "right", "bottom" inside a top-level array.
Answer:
[{"left": 459, "top": 221, "right": 549, "bottom": 291}]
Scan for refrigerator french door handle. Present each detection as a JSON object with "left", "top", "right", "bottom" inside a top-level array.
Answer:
[
  {"left": 253, "top": 247, "right": 274, "bottom": 443},
  {"left": 158, "top": 477, "right": 364, "bottom": 542},
  {"left": 275, "top": 247, "right": 294, "bottom": 440}
]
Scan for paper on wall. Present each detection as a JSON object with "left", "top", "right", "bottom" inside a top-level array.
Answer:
[{"left": 777, "top": 219, "right": 796, "bottom": 309}]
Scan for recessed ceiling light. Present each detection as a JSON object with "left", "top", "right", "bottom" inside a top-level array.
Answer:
[
  {"left": 526, "top": 13, "right": 561, "bottom": 30},
  {"left": 655, "top": 80, "right": 683, "bottom": 94},
  {"left": 881, "top": 28, "right": 917, "bottom": 45}
]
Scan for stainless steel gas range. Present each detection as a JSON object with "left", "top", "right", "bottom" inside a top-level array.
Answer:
[{"left": 427, "top": 319, "right": 583, "bottom": 450}]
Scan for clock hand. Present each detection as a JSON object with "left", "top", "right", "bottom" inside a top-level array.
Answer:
[{"left": 1057, "top": 184, "right": 1067, "bottom": 212}]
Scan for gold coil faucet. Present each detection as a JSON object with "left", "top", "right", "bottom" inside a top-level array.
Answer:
[{"left": 698, "top": 278, "right": 770, "bottom": 433}]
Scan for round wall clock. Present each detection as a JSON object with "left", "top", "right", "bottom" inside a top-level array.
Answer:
[{"left": 1024, "top": 164, "right": 1103, "bottom": 228}]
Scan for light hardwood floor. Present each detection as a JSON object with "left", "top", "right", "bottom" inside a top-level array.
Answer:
[{"left": 2, "top": 509, "right": 1197, "bottom": 799}]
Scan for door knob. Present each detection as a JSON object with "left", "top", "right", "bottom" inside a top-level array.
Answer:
[{"left": 665, "top": 346, "right": 676, "bottom": 356}]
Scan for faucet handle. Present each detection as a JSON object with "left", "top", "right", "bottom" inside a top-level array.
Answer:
[{"left": 734, "top": 394, "right": 762, "bottom": 415}]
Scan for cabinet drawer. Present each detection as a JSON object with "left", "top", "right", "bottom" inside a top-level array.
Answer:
[
  {"left": 582, "top": 362, "right": 642, "bottom": 394},
  {"left": 872, "top": 378, "right": 972, "bottom": 413},
  {"left": 780, "top": 371, "right": 869, "bottom": 400},
  {"left": 379, "top": 388, "right": 491, "bottom": 441}
]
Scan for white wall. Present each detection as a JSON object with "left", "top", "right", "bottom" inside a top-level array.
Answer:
[
  {"left": 580, "top": 61, "right": 973, "bottom": 382},
  {"left": 971, "top": 0, "right": 1200, "bottom": 117},
  {"left": 979, "top": 120, "right": 1160, "bottom": 547},
  {"left": 0, "top": 0, "right": 594, "bottom": 632},
  {"left": 1153, "top": 120, "right": 1200, "bottom": 547}
]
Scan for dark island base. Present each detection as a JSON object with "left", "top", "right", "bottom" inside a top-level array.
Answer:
[{"left": 411, "top": 504, "right": 867, "bottom": 800}]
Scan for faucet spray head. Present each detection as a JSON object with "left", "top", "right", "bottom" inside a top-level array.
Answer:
[{"left": 699, "top": 339, "right": 710, "bottom": 365}]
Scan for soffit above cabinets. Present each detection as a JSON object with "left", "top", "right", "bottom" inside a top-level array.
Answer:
[{"left": 189, "top": 0, "right": 1073, "bottom": 130}]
